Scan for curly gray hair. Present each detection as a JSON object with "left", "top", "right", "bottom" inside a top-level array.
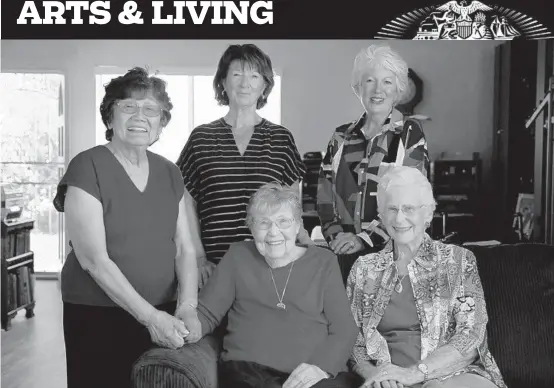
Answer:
[
  {"left": 350, "top": 44, "right": 410, "bottom": 104},
  {"left": 245, "top": 182, "right": 302, "bottom": 228}
]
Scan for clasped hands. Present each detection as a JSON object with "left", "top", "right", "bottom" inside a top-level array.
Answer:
[
  {"left": 330, "top": 232, "right": 365, "bottom": 255},
  {"left": 361, "top": 363, "right": 423, "bottom": 388},
  {"left": 145, "top": 304, "right": 202, "bottom": 349}
]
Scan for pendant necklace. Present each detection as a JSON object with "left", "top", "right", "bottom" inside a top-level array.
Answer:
[
  {"left": 395, "top": 273, "right": 408, "bottom": 293},
  {"left": 394, "top": 263, "right": 408, "bottom": 293},
  {"left": 269, "top": 260, "right": 295, "bottom": 309}
]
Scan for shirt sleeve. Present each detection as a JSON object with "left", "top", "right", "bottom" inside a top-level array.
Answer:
[
  {"left": 196, "top": 243, "right": 237, "bottom": 336},
  {"left": 280, "top": 129, "right": 307, "bottom": 186},
  {"left": 168, "top": 161, "right": 186, "bottom": 202},
  {"left": 401, "top": 119, "right": 430, "bottom": 179},
  {"left": 175, "top": 129, "right": 201, "bottom": 203},
  {"left": 307, "top": 252, "right": 359, "bottom": 376},
  {"left": 316, "top": 133, "right": 344, "bottom": 242},
  {"left": 53, "top": 150, "right": 102, "bottom": 212}
]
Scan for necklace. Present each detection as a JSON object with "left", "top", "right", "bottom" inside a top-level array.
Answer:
[
  {"left": 395, "top": 273, "right": 408, "bottom": 293},
  {"left": 268, "top": 261, "right": 295, "bottom": 310},
  {"left": 394, "top": 262, "right": 408, "bottom": 293}
]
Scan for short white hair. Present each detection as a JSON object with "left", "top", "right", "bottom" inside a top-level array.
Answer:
[
  {"left": 245, "top": 182, "right": 302, "bottom": 228},
  {"left": 376, "top": 166, "right": 436, "bottom": 214},
  {"left": 351, "top": 44, "right": 410, "bottom": 103}
]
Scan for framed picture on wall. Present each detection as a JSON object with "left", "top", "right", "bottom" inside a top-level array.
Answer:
[{"left": 396, "top": 68, "right": 423, "bottom": 116}]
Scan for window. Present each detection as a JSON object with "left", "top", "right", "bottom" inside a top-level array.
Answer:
[
  {"left": 94, "top": 71, "right": 281, "bottom": 162},
  {"left": 0, "top": 73, "right": 66, "bottom": 273}
]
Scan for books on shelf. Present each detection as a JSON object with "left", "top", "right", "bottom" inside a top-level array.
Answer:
[
  {"left": 5, "top": 266, "right": 34, "bottom": 312},
  {"left": 2, "top": 228, "right": 31, "bottom": 259}
]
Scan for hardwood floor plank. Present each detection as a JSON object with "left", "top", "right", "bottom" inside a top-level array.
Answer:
[{"left": 1, "top": 280, "right": 66, "bottom": 388}]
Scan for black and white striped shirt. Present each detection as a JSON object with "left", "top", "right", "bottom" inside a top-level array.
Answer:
[{"left": 176, "top": 118, "right": 307, "bottom": 263}]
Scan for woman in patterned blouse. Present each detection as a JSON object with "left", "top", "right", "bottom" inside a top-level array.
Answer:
[
  {"left": 346, "top": 166, "right": 506, "bottom": 388},
  {"left": 317, "top": 44, "right": 429, "bottom": 283}
]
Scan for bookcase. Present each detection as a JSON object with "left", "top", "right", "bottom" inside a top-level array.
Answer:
[
  {"left": 429, "top": 153, "right": 482, "bottom": 242},
  {"left": 1, "top": 219, "right": 36, "bottom": 331}
]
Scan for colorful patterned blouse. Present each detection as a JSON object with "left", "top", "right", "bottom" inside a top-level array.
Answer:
[
  {"left": 317, "top": 109, "right": 429, "bottom": 247},
  {"left": 345, "top": 234, "right": 506, "bottom": 387}
]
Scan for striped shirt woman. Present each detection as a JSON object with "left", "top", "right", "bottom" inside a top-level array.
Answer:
[{"left": 176, "top": 117, "right": 306, "bottom": 264}]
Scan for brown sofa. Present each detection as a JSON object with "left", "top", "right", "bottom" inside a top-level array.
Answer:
[{"left": 132, "top": 242, "right": 554, "bottom": 388}]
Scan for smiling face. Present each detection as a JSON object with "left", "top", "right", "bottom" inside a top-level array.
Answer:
[
  {"left": 358, "top": 66, "right": 399, "bottom": 116},
  {"left": 381, "top": 185, "right": 432, "bottom": 247},
  {"left": 109, "top": 90, "right": 164, "bottom": 147},
  {"left": 223, "top": 60, "right": 266, "bottom": 110},
  {"left": 250, "top": 204, "right": 301, "bottom": 262}
]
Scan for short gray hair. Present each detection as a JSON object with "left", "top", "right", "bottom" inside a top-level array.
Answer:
[
  {"left": 246, "top": 182, "right": 302, "bottom": 228},
  {"left": 351, "top": 44, "right": 410, "bottom": 103},
  {"left": 376, "top": 166, "right": 436, "bottom": 215}
]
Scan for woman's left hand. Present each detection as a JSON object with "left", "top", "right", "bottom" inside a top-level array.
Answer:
[
  {"left": 175, "top": 304, "right": 202, "bottom": 343},
  {"left": 361, "top": 364, "right": 421, "bottom": 387},
  {"left": 330, "top": 232, "right": 365, "bottom": 255},
  {"left": 283, "top": 363, "right": 329, "bottom": 388}
]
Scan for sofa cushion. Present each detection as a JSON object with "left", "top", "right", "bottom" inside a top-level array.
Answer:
[{"left": 467, "top": 243, "right": 554, "bottom": 388}]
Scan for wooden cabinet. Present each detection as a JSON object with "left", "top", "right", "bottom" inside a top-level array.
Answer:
[
  {"left": 430, "top": 154, "right": 482, "bottom": 243},
  {"left": 1, "top": 219, "right": 36, "bottom": 331}
]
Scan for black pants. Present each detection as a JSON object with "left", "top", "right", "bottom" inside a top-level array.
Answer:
[
  {"left": 63, "top": 301, "right": 176, "bottom": 388},
  {"left": 219, "top": 360, "right": 363, "bottom": 388}
]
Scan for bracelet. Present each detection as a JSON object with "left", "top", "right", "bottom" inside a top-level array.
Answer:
[{"left": 178, "top": 301, "right": 198, "bottom": 310}]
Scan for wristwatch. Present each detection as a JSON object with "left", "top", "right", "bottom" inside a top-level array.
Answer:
[{"left": 417, "top": 363, "right": 429, "bottom": 381}]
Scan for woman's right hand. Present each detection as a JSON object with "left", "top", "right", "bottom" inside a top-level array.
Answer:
[{"left": 146, "top": 309, "right": 190, "bottom": 349}]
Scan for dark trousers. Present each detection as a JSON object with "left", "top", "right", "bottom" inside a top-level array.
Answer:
[
  {"left": 219, "top": 360, "right": 363, "bottom": 388},
  {"left": 63, "top": 300, "right": 176, "bottom": 388}
]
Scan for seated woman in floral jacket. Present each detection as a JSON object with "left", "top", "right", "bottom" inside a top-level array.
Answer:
[{"left": 346, "top": 166, "right": 506, "bottom": 388}]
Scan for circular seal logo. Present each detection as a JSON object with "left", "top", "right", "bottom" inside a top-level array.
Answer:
[{"left": 375, "top": 1, "right": 552, "bottom": 40}]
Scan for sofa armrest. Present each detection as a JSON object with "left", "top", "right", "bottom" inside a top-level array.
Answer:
[{"left": 132, "top": 335, "right": 221, "bottom": 388}]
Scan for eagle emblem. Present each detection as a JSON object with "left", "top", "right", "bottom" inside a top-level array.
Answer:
[{"left": 412, "top": 0, "right": 520, "bottom": 40}]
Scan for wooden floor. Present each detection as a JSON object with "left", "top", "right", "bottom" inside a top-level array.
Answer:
[{"left": 1, "top": 280, "right": 67, "bottom": 388}]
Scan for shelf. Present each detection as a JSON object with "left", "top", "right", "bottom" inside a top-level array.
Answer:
[
  {"left": 434, "top": 213, "right": 474, "bottom": 218},
  {"left": 8, "top": 259, "right": 34, "bottom": 271},
  {"left": 1, "top": 218, "right": 36, "bottom": 331},
  {"left": 7, "top": 301, "right": 35, "bottom": 316},
  {"left": 5, "top": 251, "right": 33, "bottom": 264}
]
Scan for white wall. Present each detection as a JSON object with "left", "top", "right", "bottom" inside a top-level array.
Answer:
[
  {"left": 1, "top": 39, "right": 503, "bottom": 171},
  {"left": 2, "top": 39, "right": 508, "bottom": 262}
]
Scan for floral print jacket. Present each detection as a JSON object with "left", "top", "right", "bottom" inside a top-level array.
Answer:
[{"left": 345, "top": 234, "right": 506, "bottom": 387}]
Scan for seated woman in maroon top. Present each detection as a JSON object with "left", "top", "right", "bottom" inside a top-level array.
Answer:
[
  {"left": 193, "top": 182, "right": 360, "bottom": 388},
  {"left": 53, "top": 68, "right": 201, "bottom": 388}
]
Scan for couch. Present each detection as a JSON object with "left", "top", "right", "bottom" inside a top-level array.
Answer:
[{"left": 132, "top": 243, "right": 554, "bottom": 388}]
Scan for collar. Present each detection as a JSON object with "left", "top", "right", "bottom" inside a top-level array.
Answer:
[
  {"left": 346, "top": 108, "right": 406, "bottom": 138},
  {"left": 381, "top": 233, "right": 437, "bottom": 271}
]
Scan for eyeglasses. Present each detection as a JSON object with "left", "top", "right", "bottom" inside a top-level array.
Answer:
[
  {"left": 385, "top": 205, "right": 425, "bottom": 217},
  {"left": 253, "top": 217, "right": 295, "bottom": 230},
  {"left": 116, "top": 100, "right": 163, "bottom": 117}
]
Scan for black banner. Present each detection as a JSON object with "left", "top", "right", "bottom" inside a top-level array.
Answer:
[{"left": 2, "top": 0, "right": 553, "bottom": 39}]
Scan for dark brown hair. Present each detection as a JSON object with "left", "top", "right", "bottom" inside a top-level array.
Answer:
[{"left": 213, "top": 44, "right": 275, "bottom": 109}]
